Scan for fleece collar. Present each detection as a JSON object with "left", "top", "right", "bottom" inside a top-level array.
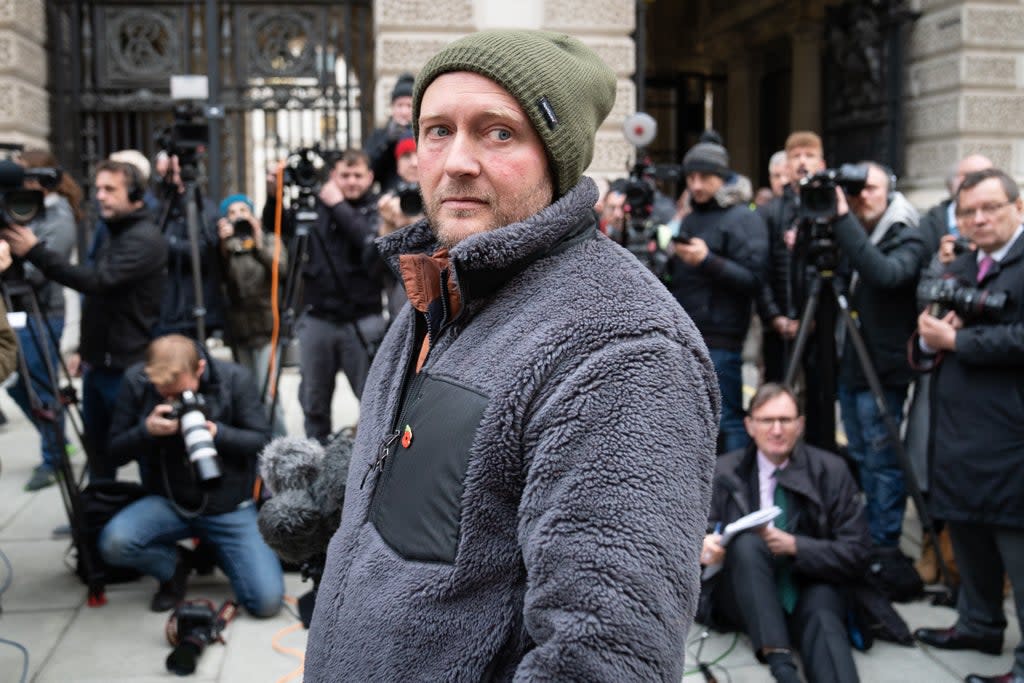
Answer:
[{"left": 378, "top": 177, "right": 599, "bottom": 310}]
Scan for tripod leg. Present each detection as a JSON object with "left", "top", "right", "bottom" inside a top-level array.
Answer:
[
  {"left": 784, "top": 276, "right": 822, "bottom": 387},
  {"left": 835, "top": 293, "right": 954, "bottom": 592}
]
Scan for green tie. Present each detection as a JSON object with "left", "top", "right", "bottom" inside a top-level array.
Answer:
[{"left": 773, "top": 475, "right": 799, "bottom": 614}]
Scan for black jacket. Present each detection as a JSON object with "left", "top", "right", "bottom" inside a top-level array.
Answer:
[
  {"left": 109, "top": 355, "right": 271, "bottom": 515},
  {"left": 155, "top": 195, "right": 225, "bottom": 337},
  {"left": 667, "top": 196, "right": 768, "bottom": 350},
  {"left": 26, "top": 207, "right": 167, "bottom": 370},
  {"left": 756, "top": 188, "right": 800, "bottom": 322},
  {"left": 918, "top": 200, "right": 953, "bottom": 262},
  {"left": 833, "top": 210, "right": 928, "bottom": 389},
  {"left": 708, "top": 443, "right": 871, "bottom": 582},
  {"left": 302, "top": 194, "right": 382, "bottom": 323},
  {"left": 364, "top": 120, "right": 412, "bottom": 194},
  {"left": 918, "top": 235, "right": 1024, "bottom": 528}
]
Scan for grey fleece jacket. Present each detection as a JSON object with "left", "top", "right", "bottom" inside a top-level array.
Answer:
[{"left": 305, "top": 178, "right": 719, "bottom": 682}]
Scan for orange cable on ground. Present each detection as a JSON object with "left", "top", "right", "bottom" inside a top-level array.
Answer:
[{"left": 271, "top": 620, "right": 306, "bottom": 683}]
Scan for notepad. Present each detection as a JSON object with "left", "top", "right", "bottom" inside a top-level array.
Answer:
[{"left": 701, "top": 505, "right": 783, "bottom": 580}]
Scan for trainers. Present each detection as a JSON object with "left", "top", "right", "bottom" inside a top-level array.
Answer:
[
  {"left": 24, "top": 465, "right": 57, "bottom": 492},
  {"left": 150, "top": 548, "right": 192, "bottom": 612}
]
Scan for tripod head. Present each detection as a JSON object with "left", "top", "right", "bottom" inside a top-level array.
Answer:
[{"left": 794, "top": 216, "right": 841, "bottom": 274}]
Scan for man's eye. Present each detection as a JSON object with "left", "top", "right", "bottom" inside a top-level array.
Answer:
[
  {"left": 427, "top": 125, "right": 450, "bottom": 138},
  {"left": 491, "top": 129, "right": 511, "bottom": 141}
]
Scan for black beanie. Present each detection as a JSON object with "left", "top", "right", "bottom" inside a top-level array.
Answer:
[{"left": 392, "top": 73, "right": 415, "bottom": 101}]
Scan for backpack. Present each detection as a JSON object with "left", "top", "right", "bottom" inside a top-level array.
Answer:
[
  {"left": 73, "top": 481, "right": 148, "bottom": 586},
  {"left": 865, "top": 546, "right": 924, "bottom": 602}
]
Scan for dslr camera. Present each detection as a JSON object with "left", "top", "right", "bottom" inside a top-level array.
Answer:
[
  {"left": 165, "top": 599, "right": 236, "bottom": 676},
  {"left": 168, "top": 390, "right": 222, "bottom": 487},
  {"left": 918, "top": 277, "right": 1009, "bottom": 321},
  {"left": 393, "top": 181, "right": 422, "bottom": 217},
  {"left": 798, "top": 163, "right": 869, "bottom": 223}
]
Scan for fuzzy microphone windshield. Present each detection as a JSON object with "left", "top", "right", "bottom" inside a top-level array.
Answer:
[{"left": 257, "top": 434, "right": 352, "bottom": 564}]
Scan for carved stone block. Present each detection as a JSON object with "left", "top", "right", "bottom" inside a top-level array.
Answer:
[
  {"left": 543, "top": 0, "right": 634, "bottom": 33},
  {"left": 605, "top": 78, "right": 636, "bottom": 130},
  {"left": 906, "top": 95, "right": 960, "bottom": 138},
  {"left": 965, "top": 6, "right": 1024, "bottom": 48},
  {"left": 0, "top": 0, "right": 45, "bottom": 44},
  {"left": 588, "top": 131, "right": 634, "bottom": 178},
  {"left": 0, "top": 75, "right": 48, "bottom": 137},
  {"left": 376, "top": 34, "right": 453, "bottom": 74},
  {"left": 909, "top": 55, "right": 960, "bottom": 97},
  {"left": 580, "top": 36, "right": 635, "bottom": 77},
  {"left": 963, "top": 54, "right": 1017, "bottom": 86},
  {"left": 963, "top": 94, "right": 1024, "bottom": 134},
  {"left": 376, "top": 0, "right": 475, "bottom": 32},
  {"left": 0, "top": 29, "right": 47, "bottom": 83},
  {"left": 909, "top": 6, "right": 963, "bottom": 61}
]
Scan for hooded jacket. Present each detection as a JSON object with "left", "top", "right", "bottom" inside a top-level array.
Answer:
[
  {"left": 667, "top": 186, "right": 768, "bottom": 350},
  {"left": 304, "top": 178, "right": 719, "bottom": 682},
  {"left": 25, "top": 206, "right": 167, "bottom": 370}
]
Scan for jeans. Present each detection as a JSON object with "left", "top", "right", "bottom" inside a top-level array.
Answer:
[
  {"left": 838, "top": 384, "right": 907, "bottom": 547},
  {"left": 709, "top": 348, "right": 749, "bottom": 453},
  {"left": 98, "top": 495, "right": 284, "bottom": 617},
  {"left": 235, "top": 342, "right": 286, "bottom": 436},
  {"left": 7, "top": 316, "right": 65, "bottom": 470},
  {"left": 82, "top": 367, "right": 125, "bottom": 481}
]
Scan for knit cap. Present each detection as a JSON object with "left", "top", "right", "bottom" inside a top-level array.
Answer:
[
  {"left": 412, "top": 30, "right": 616, "bottom": 198},
  {"left": 219, "top": 193, "right": 253, "bottom": 217},
  {"left": 392, "top": 73, "right": 415, "bottom": 101},
  {"left": 682, "top": 141, "right": 730, "bottom": 178}
]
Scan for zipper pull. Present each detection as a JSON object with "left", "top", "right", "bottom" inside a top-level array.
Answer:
[{"left": 361, "top": 431, "right": 401, "bottom": 489}]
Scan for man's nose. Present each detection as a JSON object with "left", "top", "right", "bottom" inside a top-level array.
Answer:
[{"left": 443, "top": 133, "right": 480, "bottom": 177}]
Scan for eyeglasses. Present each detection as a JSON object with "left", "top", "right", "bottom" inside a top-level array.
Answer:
[
  {"left": 955, "top": 201, "right": 1013, "bottom": 220},
  {"left": 750, "top": 416, "right": 800, "bottom": 428}
]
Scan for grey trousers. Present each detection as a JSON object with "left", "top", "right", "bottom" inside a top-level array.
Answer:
[
  {"left": 948, "top": 521, "right": 1024, "bottom": 676},
  {"left": 297, "top": 312, "right": 386, "bottom": 441}
]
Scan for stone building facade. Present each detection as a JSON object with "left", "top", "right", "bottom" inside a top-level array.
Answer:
[{"left": 0, "top": 0, "right": 48, "bottom": 151}]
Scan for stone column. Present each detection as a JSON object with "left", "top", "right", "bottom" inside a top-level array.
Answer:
[
  {"left": 789, "top": 24, "right": 822, "bottom": 133},
  {"left": 0, "top": 0, "right": 48, "bottom": 150},
  {"left": 726, "top": 51, "right": 757, "bottom": 178},
  {"left": 373, "top": 0, "right": 636, "bottom": 179},
  {"left": 904, "top": 0, "right": 1024, "bottom": 207}
]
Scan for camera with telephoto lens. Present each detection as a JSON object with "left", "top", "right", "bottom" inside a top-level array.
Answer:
[
  {"left": 0, "top": 159, "right": 60, "bottom": 229},
  {"left": 168, "top": 390, "right": 222, "bottom": 487},
  {"left": 394, "top": 181, "right": 422, "bottom": 216},
  {"left": 798, "top": 163, "right": 869, "bottom": 223},
  {"left": 231, "top": 218, "right": 254, "bottom": 241},
  {"left": 165, "top": 600, "right": 236, "bottom": 676},
  {"left": 918, "top": 277, "right": 1009, "bottom": 320}
]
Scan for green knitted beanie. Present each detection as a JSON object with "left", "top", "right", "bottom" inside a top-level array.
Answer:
[{"left": 412, "top": 30, "right": 617, "bottom": 198}]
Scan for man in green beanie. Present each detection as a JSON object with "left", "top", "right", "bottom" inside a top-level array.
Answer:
[{"left": 304, "top": 30, "right": 718, "bottom": 681}]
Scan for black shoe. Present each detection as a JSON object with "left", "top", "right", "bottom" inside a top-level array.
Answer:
[
  {"left": 150, "top": 548, "right": 191, "bottom": 612},
  {"left": 915, "top": 626, "right": 1002, "bottom": 655},
  {"left": 765, "top": 650, "right": 801, "bottom": 683},
  {"left": 965, "top": 673, "right": 1024, "bottom": 683}
]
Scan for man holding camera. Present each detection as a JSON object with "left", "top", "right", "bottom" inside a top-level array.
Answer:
[
  {"left": 299, "top": 149, "right": 385, "bottom": 440},
  {"left": 98, "top": 334, "right": 283, "bottom": 616},
  {"left": 667, "top": 138, "right": 768, "bottom": 453},
  {"left": 830, "top": 161, "right": 925, "bottom": 548},
  {"left": 0, "top": 160, "right": 167, "bottom": 481},
  {"left": 365, "top": 73, "right": 415, "bottom": 193},
  {"left": 701, "top": 383, "right": 870, "bottom": 683},
  {"left": 375, "top": 135, "right": 422, "bottom": 318},
  {"left": 304, "top": 30, "right": 718, "bottom": 681},
  {"left": 913, "top": 168, "right": 1024, "bottom": 683}
]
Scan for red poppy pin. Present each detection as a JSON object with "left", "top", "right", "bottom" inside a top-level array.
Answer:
[{"left": 401, "top": 424, "right": 413, "bottom": 449}]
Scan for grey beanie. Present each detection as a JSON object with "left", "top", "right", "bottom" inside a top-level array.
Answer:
[
  {"left": 412, "top": 30, "right": 617, "bottom": 198},
  {"left": 682, "top": 142, "right": 730, "bottom": 178}
]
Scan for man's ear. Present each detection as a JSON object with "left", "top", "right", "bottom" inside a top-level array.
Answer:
[{"left": 196, "top": 358, "right": 207, "bottom": 377}]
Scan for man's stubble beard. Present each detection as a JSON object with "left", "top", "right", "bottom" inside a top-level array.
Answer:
[{"left": 426, "top": 178, "right": 554, "bottom": 249}]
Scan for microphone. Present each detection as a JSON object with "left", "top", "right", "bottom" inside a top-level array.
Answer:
[{"left": 257, "top": 434, "right": 353, "bottom": 564}]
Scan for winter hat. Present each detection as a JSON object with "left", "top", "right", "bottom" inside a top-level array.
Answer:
[
  {"left": 219, "top": 193, "right": 253, "bottom": 217},
  {"left": 394, "top": 136, "right": 416, "bottom": 160},
  {"left": 412, "top": 30, "right": 617, "bottom": 198},
  {"left": 392, "top": 73, "right": 415, "bottom": 101},
  {"left": 682, "top": 141, "right": 730, "bottom": 178}
]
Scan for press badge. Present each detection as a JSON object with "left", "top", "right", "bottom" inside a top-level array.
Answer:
[{"left": 6, "top": 312, "right": 26, "bottom": 329}]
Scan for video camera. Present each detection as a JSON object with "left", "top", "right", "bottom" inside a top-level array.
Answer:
[
  {"left": 284, "top": 146, "right": 325, "bottom": 190},
  {"left": 168, "top": 390, "right": 222, "bottom": 487},
  {"left": 918, "top": 277, "right": 1009, "bottom": 321},
  {"left": 165, "top": 599, "right": 237, "bottom": 676},
  {"left": 0, "top": 159, "right": 61, "bottom": 228},
  {"left": 156, "top": 104, "right": 209, "bottom": 169},
  {"left": 798, "top": 163, "right": 868, "bottom": 223}
]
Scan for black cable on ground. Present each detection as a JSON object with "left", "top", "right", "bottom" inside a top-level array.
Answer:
[{"left": 0, "top": 546, "right": 30, "bottom": 683}]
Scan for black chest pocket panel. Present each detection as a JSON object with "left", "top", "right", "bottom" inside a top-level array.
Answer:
[{"left": 371, "top": 373, "right": 489, "bottom": 563}]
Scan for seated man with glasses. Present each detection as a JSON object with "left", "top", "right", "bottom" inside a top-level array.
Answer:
[{"left": 700, "top": 383, "right": 871, "bottom": 683}]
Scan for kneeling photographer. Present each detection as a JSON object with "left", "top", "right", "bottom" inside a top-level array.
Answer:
[
  {"left": 98, "top": 334, "right": 283, "bottom": 617},
  {"left": 912, "top": 168, "right": 1024, "bottom": 683},
  {"left": 828, "top": 162, "right": 927, "bottom": 548}
]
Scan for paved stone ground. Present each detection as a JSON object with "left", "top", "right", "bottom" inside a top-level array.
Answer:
[{"left": 0, "top": 363, "right": 1018, "bottom": 682}]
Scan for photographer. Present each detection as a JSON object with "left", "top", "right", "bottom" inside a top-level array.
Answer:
[
  {"left": 831, "top": 162, "right": 926, "bottom": 548},
  {"left": 0, "top": 160, "right": 167, "bottom": 481},
  {"left": 299, "top": 149, "right": 384, "bottom": 440},
  {"left": 667, "top": 138, "right": 768, "bottom": 453},
  {"left": 217, "top": 194, "right": 287, "bottom": 434},
  {"left": 98, "top": 334, "right": 283, "bottom": 616},
  {"left": 364, "top": 73, "right": 414, "bottom": 193},
  {"left": 374, "top": 136, "right": 422, "bottom": 318},
  {"left": 7, "top": 149, "right": 80, "bottom": 491},
  {"left": 912, "top": 168, "right": 1024, "bottom": 683},
  {"left": 0, "top": 242, "right": 20, "bottom": 381}
]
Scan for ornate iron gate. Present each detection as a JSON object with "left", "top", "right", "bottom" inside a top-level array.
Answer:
[{"left": 46, "top": 0, "right": 373, "bottom": 205}]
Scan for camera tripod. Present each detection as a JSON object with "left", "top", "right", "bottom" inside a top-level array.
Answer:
[
  {"left": 784, "top": 228, "right": 954, "bottom": 593},
  {"left": 0, "top": 279, "right": 107, "bottom": 603}
]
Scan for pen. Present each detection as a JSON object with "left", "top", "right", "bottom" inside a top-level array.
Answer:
[{"left": 713, "top": 522, "right": 722, "bottom": 535}]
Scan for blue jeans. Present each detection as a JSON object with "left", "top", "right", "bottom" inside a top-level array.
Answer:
[
  {"left": 98, "top": 495, "right": 283, "bottom": 617},
  {"left": 7, "top": 316, "right": 65, "bottom": 470},
  {"left": 709, "top": 348, "right": 749, "bottom": 453},
  {"left": 838, "top": 384, "right": 908, "bottom": 547},
  {"left": 82, "top": 366, "right": 124, "bottom": 481}
]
